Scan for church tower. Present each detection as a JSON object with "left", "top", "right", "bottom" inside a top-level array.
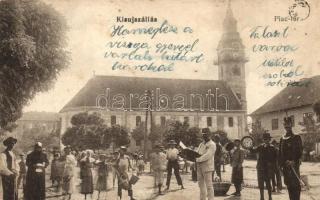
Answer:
[{"left": 216, "top": 1, "right": 247, "bottom": 110}]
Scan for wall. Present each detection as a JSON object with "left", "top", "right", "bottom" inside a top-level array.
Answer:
[{"left": 251, "top": 106, "right": 316, "bottom": 139}]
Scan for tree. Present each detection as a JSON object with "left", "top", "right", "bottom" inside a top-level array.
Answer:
[
  {"left": 15, "top": 122, "right": 61, "bottom": 153},
  {"left": 148, "top": 125, "right": 166, "bottom": 144},
  {"left": 62, "top": 112, "right": 111, "bottom": 150},
  {"left": 299, "top": 114, "right": 320, "bottom": 156},
  {"left": 250, "top": 121, "right": 266, "bottom": 145},
  {"left": 163, "top": 120, "right": 202, "bottom": 147},
  {"left": 109, "top": 125, "right": 130, "bottom": 148},
  {"left": 0, "top": 0, "right": 69, "bottom": 130},
  {"left": 131, "top": 122, "right": 145, "bottom": 146}
]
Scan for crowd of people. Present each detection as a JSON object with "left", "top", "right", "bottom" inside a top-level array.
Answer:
[{"left": 0, "top": 116, "right": 303, "bottom": 200}]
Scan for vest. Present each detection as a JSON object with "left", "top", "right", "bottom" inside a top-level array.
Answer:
[{"left": 4, "top": 150, "right": 12, "bottom": 170}]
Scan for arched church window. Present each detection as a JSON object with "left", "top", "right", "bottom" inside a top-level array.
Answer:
[{"left": 232, "top": 65, "right": 241, "bottom": 76}]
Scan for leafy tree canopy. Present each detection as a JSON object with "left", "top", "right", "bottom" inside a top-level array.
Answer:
[
  {"left": 62, "top": 112, "right": 130, "bottom": 150},
  {"left": 0, "top": 0, "right": 69, "bottom": 129}
]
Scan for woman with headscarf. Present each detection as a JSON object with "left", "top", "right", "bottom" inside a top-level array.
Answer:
[
  {"left": 80, "top": 150, "right": 95, "bottom": 199},
  {"left": 62, "top": 146, "right": 77, "bottom": 200},
  {"left": 25, "top": 142, "right": 49, "bottom": 200}
]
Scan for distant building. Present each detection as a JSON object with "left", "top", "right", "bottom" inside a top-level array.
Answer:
[
  {"left": 59, "top": 3, "right": 248, "bottom": 150},
  {"left": 251, "top": 75, "right": 320, "bottom": 140},
  {"left": 15, "top": 112, "right": 61, "bottom": 136}
]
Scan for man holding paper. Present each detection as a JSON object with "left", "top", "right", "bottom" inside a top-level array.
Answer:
[{"left": 196, "top": 128, "right": 216, "bottom": 200}]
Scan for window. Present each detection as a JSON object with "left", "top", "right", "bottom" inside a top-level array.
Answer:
[
  {"left": 289, "top": 115, "right": 295, "bottom": 127},
  {"left": 136, "top": 116, "right": 141, "bottom": 126},
  {"left": 228, "top": 117, "right": 234, "bottom": 127},
  {"left": 303, "top": 112, "right": 314, "bottom": 118},
  {"left": 160, "top": 116, "right": 166, "bottom": 126},
  {"left": 207, "top": 117, "right": 212, "bottom": 127},
  {"left": 111, "top": 115, "right": 116, "bottom": 126},
  {"left": 271, "top": 118, "right": 279, "bottom": 130},
  {"left": 184, "top": 116, "right": 189, "bottom": 123}
]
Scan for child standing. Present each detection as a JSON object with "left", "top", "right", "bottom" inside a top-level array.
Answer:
[{"left": 136, "top": 155, "right": 145, "bottom": 176}]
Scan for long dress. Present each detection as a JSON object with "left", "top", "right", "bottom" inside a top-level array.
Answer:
[
  {"left": 95, "top": 161, "right": 108, "bottom": 191},
  {"left": 80, "top": 157, "right": 94, "bottom": 194},
  {"left": 25, "top": 151, "right": 49, "bottom": 200},
  {"left": 50, "top": 158, "right": 64, "bottom": 183},
  {"left": 62, "top": 154, "right": 77, "bottom": 194}
]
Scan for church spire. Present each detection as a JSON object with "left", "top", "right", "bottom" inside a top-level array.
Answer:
[{"left": 223, "top": 0, "right": 237, "bottom": 33}]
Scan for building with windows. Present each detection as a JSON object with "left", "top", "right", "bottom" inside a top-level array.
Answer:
[
  {"left": 59, "top": 3, "right": 248, "bottom": 150},
  {"left": 250, "top": 75, "right": 320, "bottom": 139}
]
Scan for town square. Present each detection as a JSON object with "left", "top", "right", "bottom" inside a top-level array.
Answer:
[{"left": 0, "top": 0, "right": 320, "bottom": 200}]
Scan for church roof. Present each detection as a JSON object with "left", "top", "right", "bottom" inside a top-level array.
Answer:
[
  {"left": 251, "top": 76, "right": 320, "bottom": 116},
  {"left": 60, "top": 75, "right": 244, "bottom": 113}
]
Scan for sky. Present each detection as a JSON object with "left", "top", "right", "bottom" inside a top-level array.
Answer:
[{"left": 24, "top": 0, "right": 320, "bottom": 114}]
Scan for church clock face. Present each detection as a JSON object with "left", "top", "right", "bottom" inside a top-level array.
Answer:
[
  {"left": 233, "top": 52, "right": 239, "bottom": 59},
  {"left": 232, "top": 42, "right": 241, "bottom": 50}
]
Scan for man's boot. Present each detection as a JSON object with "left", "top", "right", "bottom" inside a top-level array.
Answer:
[
  {"left": 260, "top": 188, "right": 265, "bottom": 200},
  {"left": 158, "top": 184, "right": 163, "bottom": 195},
  {"left": 129, "top": 189, "right": 136, "bottom": 200}
]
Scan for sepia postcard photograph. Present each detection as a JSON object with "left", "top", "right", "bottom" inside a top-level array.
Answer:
[{"left": 0, "top": 0, "right": 319, "bottom": 199}]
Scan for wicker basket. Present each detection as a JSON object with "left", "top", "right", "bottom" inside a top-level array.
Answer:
[{"left": 213, "top": 181, "right": 231, "bottom": 196}]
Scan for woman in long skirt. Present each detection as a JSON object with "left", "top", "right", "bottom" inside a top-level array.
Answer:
[
  {"left": 95, "top": 154, "right": 108, "bottom": 199},
  {"left": 62, "top": 146, "right": 77, "bottom": 200},
  {"left": 80, "top": 150, "right": 95, "bottom": 200}
]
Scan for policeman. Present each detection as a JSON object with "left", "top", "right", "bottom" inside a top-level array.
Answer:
[{"left": 279, "top": 117, "right": 303, "bottom": 200}]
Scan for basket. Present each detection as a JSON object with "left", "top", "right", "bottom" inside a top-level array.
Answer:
[
  {"left": 129, "top": 174, "right": 139, "bottom": 185},
  {"left": 213, "top": 178, "right": 231, "bottom": 196}
]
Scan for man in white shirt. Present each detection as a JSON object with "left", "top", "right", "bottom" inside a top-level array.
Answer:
[
  {"left": 165, "top": 140, "right": 184, "bottom": 190},
  {"left": 0, "top": 137, "right": 19, "bottom": 200},
  {"left": 196, "top": 128, "right": 216, "bottom": 200}
]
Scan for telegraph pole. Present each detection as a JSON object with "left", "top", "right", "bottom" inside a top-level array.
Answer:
[{"left": 144, "top": 90, "right": 152, "bottom": 159}]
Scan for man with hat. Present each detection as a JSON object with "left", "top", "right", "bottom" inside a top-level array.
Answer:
[
  {"left": 165, "top": 139, "right": 184, "bottom": 190},
  {"left": 25, "top": 142, "right": 49, "bottom": 200},
  {"left": 116, "top": 146, "right": 136, "bottom": 200},
  {"left": 213, "top": 134, "right": 222, "bottom": 180},
  {"left": 152, "top": 144, "right": 167, "bottom": 195},
  {"left": 0, "top": 137, "right": 19, "bottom": 200},
  {"left": 279, "top": 117, "right": 303, "bottom": 200},
  {"left": 230, "top": 138, "right": 245, "bottom": 196},
  {"left": 196, "top": 128, "right": 216, "bottom": 200},
  {"left": 250, "top": 132, "right": 277, "bottom": 200}
]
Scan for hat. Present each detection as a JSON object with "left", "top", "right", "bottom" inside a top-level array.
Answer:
[
  {"left": 120, "top": 146, "right": 127, "bottom": 150},
  {"left": 3, "top": 137, "right": 17, "bottom": 146},
  {"left": 35, "top": 142, "right": 42, "bottom": 147},
  {"left": 201, "top": 128, "right": 210, "bottom": 134},
  {"left": 234, "top": 138, "right": 240, "bottom": 142},
  {"left": 263, "top": 132, "right": 272, "bottom": 139},
  {"left": 283, "top": 117, "right": 293, "bottom": 127},
  {"left": 168, "top": 140, "right": 177, "bottom": 145}
]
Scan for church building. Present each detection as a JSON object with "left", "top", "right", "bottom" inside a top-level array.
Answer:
[{"left": 59, "top": 3, "right": 248, "bottom": 150}]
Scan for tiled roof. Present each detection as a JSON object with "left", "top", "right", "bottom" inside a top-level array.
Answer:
[
  {"left": 60, "top": 75, "right": 243, "bottom": 113},
  {"left": 251, "top": 76, "right": 320, "bottom": 116}
]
